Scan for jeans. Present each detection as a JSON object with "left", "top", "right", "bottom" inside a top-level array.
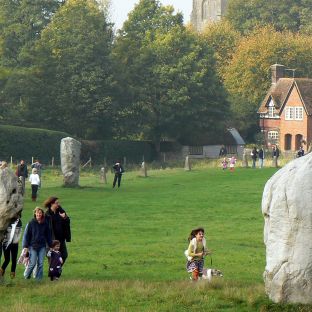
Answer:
[
  {"left": 24, "top": 247, "right": 46, "bottom": 280},
  {"left": 259, "top": 158, "right": 264, "bottom": 168}
]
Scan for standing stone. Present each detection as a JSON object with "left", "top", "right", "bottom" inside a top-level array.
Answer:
[
  {"left": 0, "top": 167, "right": 23, "bottom": 241},
  {"left": 184, "top": 156, "right": 191, "bottom": 171},
  {"left": 140, "top": 162, "right": 147, "bottom": 177},
  {"left": 242, "top": 149, "right": 249, "bottom": 168},
  {"left": 60, "top": 137, "right": 81, "bottom": 187},
  {"left": 100, "top": 167, "right": 107, "bottom": 184},
  {"left": 262, "top": 153, "right": 312, "bottom": 303}
]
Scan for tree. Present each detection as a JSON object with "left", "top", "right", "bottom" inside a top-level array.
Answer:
[
  {"left": 223, "top": 26, "right": 312, "bottom": 140},
  {"left": 0, "top": 0, "right": 64, "bottom": 124},
  {"left": 226, "top": 0, "right": 312, "bottom": 34},
  {"left": 16, "top": 0, "right": 115, "bottom": 138},
  {"left": 113, "top": 0, "right": 229, "bottom": 149},
  {"left": 200, "top": 20, "right": 241, "bottom": 79}
]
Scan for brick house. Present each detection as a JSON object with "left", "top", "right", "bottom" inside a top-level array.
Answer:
[{"left": 258, "top": 64, "right": 312, "bottom": 152}]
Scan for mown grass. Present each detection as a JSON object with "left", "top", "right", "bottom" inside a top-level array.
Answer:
[{"left": 1, "top": 165, "right": 311, "bottom": 311}]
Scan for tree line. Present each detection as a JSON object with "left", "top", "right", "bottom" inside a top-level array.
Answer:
[{"left": 1, "top": 0, "right": 312, "bottom": 146}]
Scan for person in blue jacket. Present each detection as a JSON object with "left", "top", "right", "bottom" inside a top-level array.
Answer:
[{"left": 23, "top": 207, "right": 52, "bottom": 280}]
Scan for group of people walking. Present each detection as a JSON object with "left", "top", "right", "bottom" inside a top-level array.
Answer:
[{"left": 0, "top": 196, "right": 71, "bottom": 281}]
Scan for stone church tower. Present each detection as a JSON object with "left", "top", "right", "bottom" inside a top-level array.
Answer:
[{"left": 191, "top": 0, "right": 228, "bottom": 32}]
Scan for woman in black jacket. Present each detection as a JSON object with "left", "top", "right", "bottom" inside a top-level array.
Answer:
[{"left": 44, "top": 197, "right": 71, "bottom": 264}]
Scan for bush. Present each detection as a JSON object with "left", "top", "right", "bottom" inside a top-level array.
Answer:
[
  {"left": 0, "top": 125, "right": 70, "bottom": 164},
  {"left": 0, "top": 125, "right": 157, "bottom": 166}
]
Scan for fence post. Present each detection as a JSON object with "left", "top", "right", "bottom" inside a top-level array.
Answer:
[
  {"left": 123, "top": 156, "right": 126, "bottom": 167},
  {"left": 31, "top": 157, "right": 34, "bottom": 164},
  {"left": 89, "top": 157, "right": 92, "bottom": 168},
  {"left": 10, "top": 156, "right": 13, "bottom": 167},
  {"left": 51, "top": 157, "right": 54, "bottom": 167}
]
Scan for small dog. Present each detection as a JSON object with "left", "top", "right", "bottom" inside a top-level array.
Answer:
[{"left": 202, "top": 268, "right": 223, "bottom": 281}]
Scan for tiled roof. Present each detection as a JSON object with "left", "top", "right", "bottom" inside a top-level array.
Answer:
[
  {"left": 258, "top": 79, "right": 293, "bottom": 114},
  {"left": 295, "top": 79, "right": 312, "bottom": 115},
  {"left": 258, "top": 78, "right": 312, "bottom": 115}
]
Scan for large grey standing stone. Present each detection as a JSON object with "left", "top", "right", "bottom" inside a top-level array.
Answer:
[
  {"left": 61, "top": 137, "right": 81, "bottom": 187},
  {"left": 262, "top": 153, "right": 312, "bottom": 304},
  {"left": 0, "top": 167, "right": 23, "bottom": 241}
]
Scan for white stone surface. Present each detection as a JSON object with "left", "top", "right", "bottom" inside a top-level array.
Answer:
[
  {"left": 184, "top": 156, "right": 191, "bottom": 171},
  {"left": 141, "top": 161, "right": 147, "bottom": 177},
  {"left": 262, "top": 153, "right": 312, "bottom": 303},
  {"left": 60, "top": 137, "right": 81, "bottom": 187},
  {"left": 0, "top": 167, "right": 23, "bottom": 241}
]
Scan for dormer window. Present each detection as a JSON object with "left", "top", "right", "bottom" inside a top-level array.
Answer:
[
  {"left": 268, "top": 106, "right": 275, "bottom": 118},
  {"left": 267, "top": 99, "right": 276, "bottom": 118}
]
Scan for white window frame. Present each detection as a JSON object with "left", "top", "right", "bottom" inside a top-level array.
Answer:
[
  {"left": 267, "top": 99, "right": 278, "bottom": 118},
  {"left": 285, "top": 107, "right": 294, "bottom": 120},
  {"left": 294, "top": 107, "right": 303, "bottom": 120},
  {"left": 268, "top": 106, "right": 275, "bottom": 118},
  {"left": 268, "top": 131, "right": 279, "bottom": 140}
]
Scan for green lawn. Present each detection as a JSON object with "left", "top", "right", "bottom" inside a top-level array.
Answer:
[{"left": 1, "top": 166, "right": 311, "bottom": 311}]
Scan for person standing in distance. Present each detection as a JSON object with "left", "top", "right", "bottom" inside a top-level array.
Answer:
[
  {"left": 16, "top": 160, "right": 28, "bottom": 195},
  {"left": 112, "top": 161, "right": 124, "bottom": 188}
]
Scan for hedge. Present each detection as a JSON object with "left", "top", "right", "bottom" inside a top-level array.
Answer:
[
  {"left": 0, "top": 125, "right": 70, "bottom": 164},
  {"left": 0, "top": 125, "right": 157, "bottom": 165}
]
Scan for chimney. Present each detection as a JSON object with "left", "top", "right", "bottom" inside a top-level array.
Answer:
[{"left": 271, "top": 64, "right": 285, "bottom": 85}]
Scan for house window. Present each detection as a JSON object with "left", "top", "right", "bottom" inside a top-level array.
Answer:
[
  {"left": 189, "top": 146, "right": 203, "bottom": 155},
  {"left": 268, "top": 107, "right": 275, "bottom": 118},
  {"left": 285, "top": 107, "right": 303, "bottom": 120},
  {"left": 295, "top": 107, "right": 303, "bottom": 120},
  {"left": 285, "top": 107, "right": 294, "bottom": 120},
  {"left": 268, "top": 131, "right": 279, "bottom": 140}
]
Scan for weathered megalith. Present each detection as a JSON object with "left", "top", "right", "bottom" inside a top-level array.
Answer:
[
  {"left": 0, "top": 167, "right": 23, "bottom": 241},
  {"left": 242, "top": 149, "right": 249, "bottom": 168},
  {"left": 140, "top": 161, "right": 147, "bottom": 177},
  {"left": 60, "top": 137, "right": 81, "bottom": 187},
  {"left": 262, "top": 153, "right": 312, "bottom": 303},
  {"left": 184, "top": 156, "right": 191, "bottom": 171},
  {"left": 100, "top": 167, "right": 107, "bottom": 184}
]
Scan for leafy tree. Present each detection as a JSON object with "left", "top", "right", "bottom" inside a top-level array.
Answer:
[
  {"left": 226, "top": 0, "right": 312, "bottom": 34},
  {"left": 223, "top": 26, "right": 312, "bottom": 139},
  {"left": 13, "top": 0, "right": 115, "bottom": 138},
  {"left": 0, "top": 0, "right": 64, "bottom": 66},
  {"left": 201, "top": 20, "right": 241, "bottom": 79},
  {"left": 0, "top": 0, "right": 64, "bottom": 124},
  {"left": 113, "top": 0, "right": 229, "bottom": 149}
]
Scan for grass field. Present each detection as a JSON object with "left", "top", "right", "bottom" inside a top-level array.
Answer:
[{"left": 1, "top": 165, "right": 311, "bottom": 311}]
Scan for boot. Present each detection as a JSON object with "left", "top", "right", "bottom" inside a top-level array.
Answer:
[
  {"left": 10, "top": 272, "right": 15, "bottom": 279},
  {"left": 0, "top": 268, "right": 4, "bottom": 276}
]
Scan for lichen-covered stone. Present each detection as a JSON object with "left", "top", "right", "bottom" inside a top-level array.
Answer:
[
  {"left": 0, "top": 167, "right": 23, "bottom": 241},
  {"left": 60, "top": 137, "right": 81, "bottom": 187},
  {"left": 262, "top": 153, "right": 312, "bottom": 303}
]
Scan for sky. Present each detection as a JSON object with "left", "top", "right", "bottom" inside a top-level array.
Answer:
[{"left": 110, "top": 0, "right": 192, "bottom": 30}]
